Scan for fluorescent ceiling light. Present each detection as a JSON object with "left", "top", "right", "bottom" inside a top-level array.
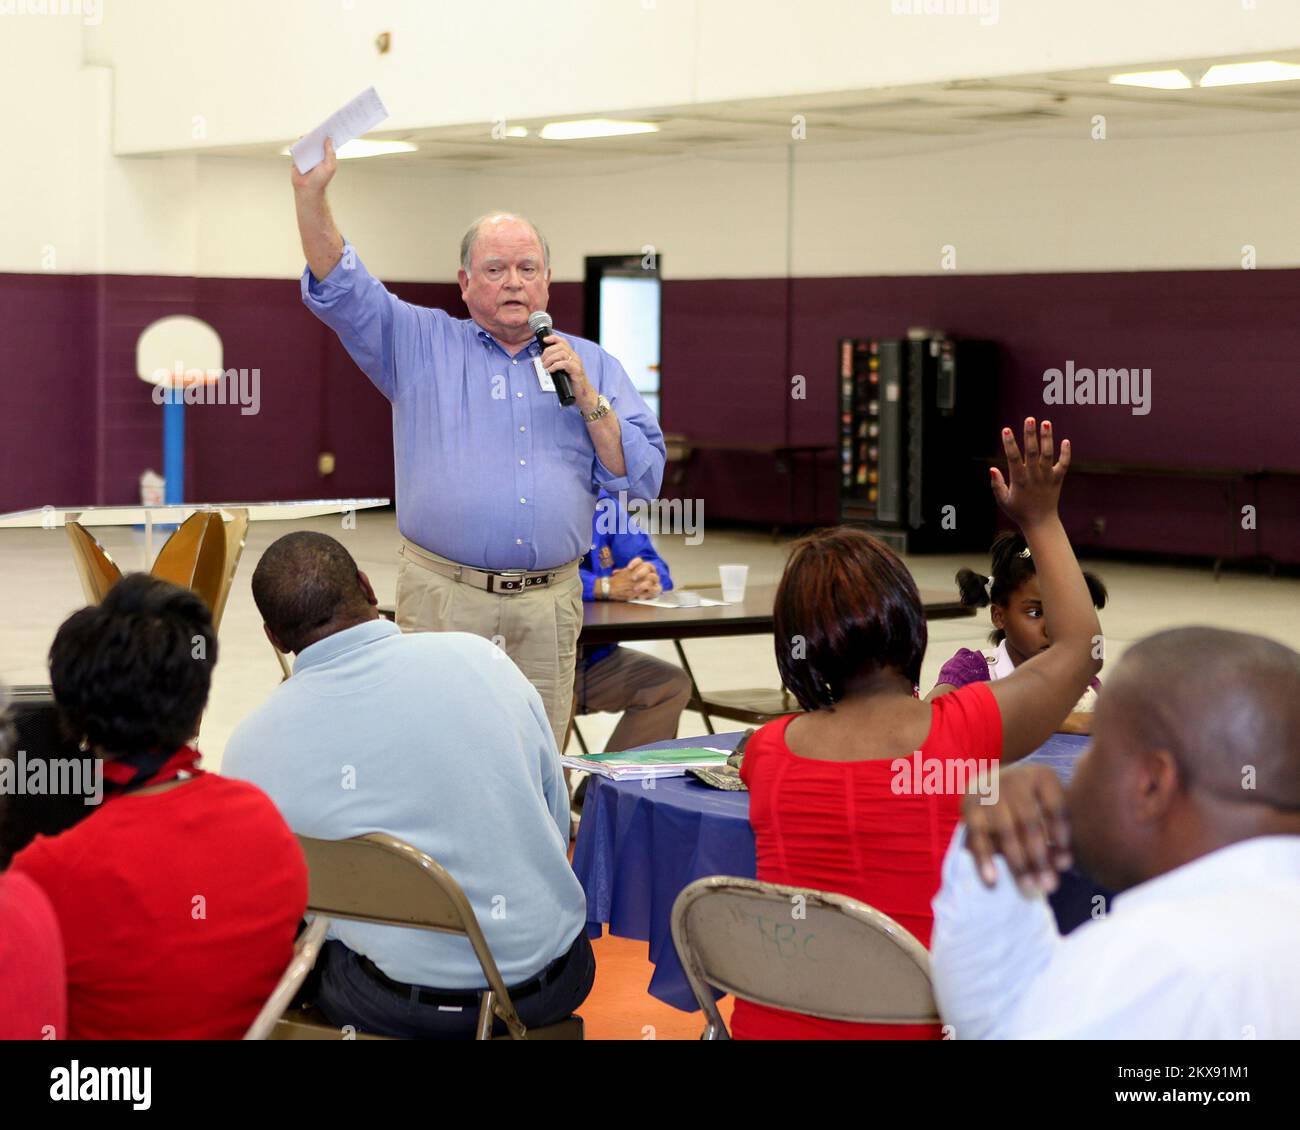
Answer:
[
  {"left": 539, "top": 118, "right": 659, "bottom": 140},
  {"left": 505, "top": 126, "right": 529, "bottom": 138},
  {"left": 1199, "top": 60, "right": 1300, "bottom": 87},
  {"left": 334, "top": 139, "right": 418, "bottom": 159},
  {"left": 1108, "top": 69, "right": 1192, "bottom": 90},
  {"left": 280, "top": 139, "right": 417, "bottom": 160}
]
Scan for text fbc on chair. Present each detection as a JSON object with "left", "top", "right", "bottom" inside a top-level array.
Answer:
[
  {"left": 247, "top": 833, "right": 583, "bottom": 1041},
  {"left": 670, "top": 876, "right": 939, "bottom": 1040}
]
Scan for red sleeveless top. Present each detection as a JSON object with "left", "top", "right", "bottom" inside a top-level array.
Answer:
[{"left": 733, "top": 682, "right": 1002, "bottom": 1040}]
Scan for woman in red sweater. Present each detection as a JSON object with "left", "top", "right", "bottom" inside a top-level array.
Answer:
[
  {"left": 6, "top": 574, "right": 307, "bottom": 1040},
  {"left": 734, "top": 419, "right": 1102, "bottom": 1040}
]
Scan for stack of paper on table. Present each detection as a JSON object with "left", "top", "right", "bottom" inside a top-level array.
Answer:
[
  {"left": 561, "top": 747, "right": 732, "bottom": 781},
  {"left": 628, "top": 594, "right": 726, "bottom": 609}
]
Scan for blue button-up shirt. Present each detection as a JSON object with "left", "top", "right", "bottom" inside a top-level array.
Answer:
[
  {"left": 579, "top": 491, "right": 676, "bottom": 667},
  {"left": 302, "top": 248, "right": 665, "bottom": 571}
]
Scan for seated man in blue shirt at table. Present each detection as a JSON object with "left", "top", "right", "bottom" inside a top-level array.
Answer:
[
  {"left": 223, "top": 532, "right": 593, "bottom": 1039},
  {"left": 575, "top": 492, "right": 693, "bottom": 756}
]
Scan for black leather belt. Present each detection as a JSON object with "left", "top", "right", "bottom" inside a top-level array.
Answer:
[{"left": 356, "top": 938, "right": 575, "bottom": 1008}]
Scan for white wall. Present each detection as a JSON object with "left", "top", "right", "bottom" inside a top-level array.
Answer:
[
  {"left": 203, "top": 125, "right": 1300, "bottom": 282},
  {"left": 8, "top": 3, "right": 1300, "bottom": 281},
  {"left": 1, "top": 15, "right": 97, "bottom": 275}
]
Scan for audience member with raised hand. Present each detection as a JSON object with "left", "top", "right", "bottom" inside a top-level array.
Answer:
[
  {"left": 7, "top": 576, "right": 307, "bottom": 1039},
  {"left": 223, "top": 532, "right": 593, "bottom": 1039},
  {"left": 732, "top": 418, "right": 1101, "bottom": 1040},
  {"left": 931, "top": 627, "right": 1300, "bottom": 1039},
  {"left": 928, "top": 529, "right": 1108, "bottom": 732}
]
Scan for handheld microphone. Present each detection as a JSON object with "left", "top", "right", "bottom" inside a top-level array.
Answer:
[{"left": 527, "top": 311, "right": 576, "bottom": 407}]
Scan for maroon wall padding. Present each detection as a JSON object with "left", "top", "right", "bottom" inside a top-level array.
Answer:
[
  {"left": 2, "top": 267, "right": 1297, "bottom": 562},
  {"left": 0, "top": 273, "right": 96, "bottom": 511}
]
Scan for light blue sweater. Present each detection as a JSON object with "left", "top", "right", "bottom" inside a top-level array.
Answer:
[{"left": 223, "top": 619, "right": 585, "bottom": 989}]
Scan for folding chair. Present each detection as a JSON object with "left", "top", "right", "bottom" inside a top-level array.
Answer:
[
  {"left": 250, "top": 833, "right": 583, "bottom": 1041},
  {"left": 244, "top": 917, "right": 332, "bottom": 1041},
  {"left": 670, "top": 876, "right": 939, "bottom": 1039}
]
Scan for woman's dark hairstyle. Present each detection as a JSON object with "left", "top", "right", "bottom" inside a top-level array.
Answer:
[
  {"left": 957, "top": 529, "right": 1108, "bottom": 644},
  {"left": 774, "top": 526, "right": 927, "bottom": 712},
  {"left": 48, "top": 574, "right": 217, "bottom": 757}
]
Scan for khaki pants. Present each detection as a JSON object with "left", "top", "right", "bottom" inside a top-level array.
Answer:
[
  {"left": 575, "top": 646, "right": 693, "bottom": 753},
  {"left": 395, "top": 540, "right": 583, "bottom": 751}
]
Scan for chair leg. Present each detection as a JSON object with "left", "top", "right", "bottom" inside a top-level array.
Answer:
[
  {"left": 674, "top": 639, "right": 715, "bottom": 734},
  {"left": 572, "top": 718, "right": 591, "bottom": 756},
  {"left": 476, "top": 990, "right": 495, "bottom": 1040}
]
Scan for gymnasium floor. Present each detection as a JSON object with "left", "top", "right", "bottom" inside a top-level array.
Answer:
[{"left": 2, "top": 510, "right": 1297, "bottom": 1038}]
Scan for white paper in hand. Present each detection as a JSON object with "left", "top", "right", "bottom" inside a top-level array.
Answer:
[{"left": 291, "top": 87, "right": 389, "bottom": 174}]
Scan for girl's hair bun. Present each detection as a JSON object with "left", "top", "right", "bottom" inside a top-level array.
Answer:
[{"left": 955, "top": 567, "right": 992, "bottom": 608}]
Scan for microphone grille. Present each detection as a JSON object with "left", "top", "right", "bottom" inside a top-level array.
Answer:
[{"left": 527, "top": 311, "right": 553, "bottom": 334}]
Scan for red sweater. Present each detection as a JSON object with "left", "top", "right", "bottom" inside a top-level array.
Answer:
[
  {"left": 734, "top": 682, "right": 1002, "bottom": 1040},
  {"left": 11, "top": 767, "right": 307, "bottom": 1039},
  {"left": 0, "top": 871, "right": 66, "bottom": 1039}
]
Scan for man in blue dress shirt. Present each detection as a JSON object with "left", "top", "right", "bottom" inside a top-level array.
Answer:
[
  {"left": 291, "top": 139, "right": 665, "bottom": 748},
  {"left": 576, "top": 492, "right": 692, "bottom": 753}
]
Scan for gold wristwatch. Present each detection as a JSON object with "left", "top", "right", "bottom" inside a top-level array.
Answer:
[
  {"left": 583, "top": 394, "right": 612, "bottom": 423},
  {"left": 599, "top": 576, "right": 612, "bottom": 600}
]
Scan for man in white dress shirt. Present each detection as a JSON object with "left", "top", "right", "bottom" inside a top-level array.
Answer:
[{"left": 931, "top": 627, "right": 1300, "bottom": 1039}]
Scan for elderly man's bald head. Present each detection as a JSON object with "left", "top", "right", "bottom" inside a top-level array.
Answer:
[
  {"left": 1069, "top": 627, "right": 1300, "bottom": 892},
  {"left": 460, "top": 212, "right": 550, "bottom": 274}
]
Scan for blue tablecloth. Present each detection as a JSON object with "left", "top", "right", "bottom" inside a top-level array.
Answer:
[{"left": 571, "top": 729, "right": 1103, "bottom": 1012}]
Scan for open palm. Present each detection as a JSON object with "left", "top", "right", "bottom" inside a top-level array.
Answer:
[{"left": 990, "top": 418, "right": 1070, "bottom": 528}]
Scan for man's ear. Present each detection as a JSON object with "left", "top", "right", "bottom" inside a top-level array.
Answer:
[
  {"left": 357, "top": 570, "right": 378, "bottom": 607},
  {"left": 457, "top": 268, "right": 469, "bottom": 298},
  {"left": 262, "top": 622, "right": 289, "bottom": 655},
  {"left": 1131, "top": 747, "right": 1180, "bottom": 824}
]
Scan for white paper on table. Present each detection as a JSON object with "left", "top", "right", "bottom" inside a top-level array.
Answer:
[
  {"left": 628, "top": 594, "right": 726, "bottom": 609},
  {"left": 291, "top": 87, "right": 389, "bottom": 174}
]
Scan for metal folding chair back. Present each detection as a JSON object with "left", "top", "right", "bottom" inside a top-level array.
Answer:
[
  {"left": 293, "top": 833, "right": 528, "bottom": 1040},
  {"left": 244, "top": 917, "right": 330, "bottom": 1040},
  {"left": 671, "top": 876, "right": 939, "bottom": 1039}
]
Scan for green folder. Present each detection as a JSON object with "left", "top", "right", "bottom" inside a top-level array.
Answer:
[{"left": 579, "top": 747, "right": 731, "bottom": 768}]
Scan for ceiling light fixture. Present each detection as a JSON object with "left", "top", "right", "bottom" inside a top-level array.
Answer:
[
  {"left": 280, "top": 139, "right": 418, "bottom": 160},
  {"left": 538, "top": 119, "right": 659, "bottom": 140},
  {"left": 1107, "top": 69, "right": 1193, "bottom": 90},
  {"left": 1199, "top": 60, "right": 1300, "bottom": 87}
]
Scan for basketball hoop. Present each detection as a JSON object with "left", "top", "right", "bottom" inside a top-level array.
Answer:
[{"left": 135, "top": 316, "right": 225, "bottom": 505}]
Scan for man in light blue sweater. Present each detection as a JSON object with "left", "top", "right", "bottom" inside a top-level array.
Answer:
[{"left": 223, "top": 532, "right": 593, "bottom": 1038}]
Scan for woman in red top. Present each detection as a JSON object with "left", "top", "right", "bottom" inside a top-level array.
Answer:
[
  {"left": 0, "top": 871, "right": 65, "bottom": 1040},
  {"left": 7, "top": 574, "right": 307, "bottom": 1040},
  {"left": 733, "top": 419, "right": 1102, "bottom": 1040}
]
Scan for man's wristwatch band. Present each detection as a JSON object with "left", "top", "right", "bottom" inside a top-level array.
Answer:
[
  {"left": 583, "top": 394, "right": 612, "bottom": 423},
  {"left": 599, "top": 576, "right": 611, "bottom": 600}
]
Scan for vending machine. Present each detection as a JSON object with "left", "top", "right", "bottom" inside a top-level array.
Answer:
[{"left": 838, "top": 333, "right": 997, "bottom": 554}]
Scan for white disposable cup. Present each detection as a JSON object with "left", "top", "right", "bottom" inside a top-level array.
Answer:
[{"left": 719, "top": 564, "right": 749, "bottom": 604}]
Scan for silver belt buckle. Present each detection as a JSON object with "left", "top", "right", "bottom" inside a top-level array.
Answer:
[{"left": 491, "top": 571, "right": 526, "bottom": 594}]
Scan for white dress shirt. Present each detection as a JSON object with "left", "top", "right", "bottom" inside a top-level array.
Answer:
[{"left": 930, "top": 830, "right": 1300, "bottom": 1039}]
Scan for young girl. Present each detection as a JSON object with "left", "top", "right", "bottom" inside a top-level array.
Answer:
[{"left": 928, "top": 529, "right": 1108, "bottom": 728}]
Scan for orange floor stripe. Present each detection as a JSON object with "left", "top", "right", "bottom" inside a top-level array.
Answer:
[{"left": 581, "top": 928, "right": 733, "bottom": 1041}]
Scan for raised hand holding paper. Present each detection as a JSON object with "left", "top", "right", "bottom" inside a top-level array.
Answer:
[{"left": 291, "top": 87, "right": 389, "bottom": 174}]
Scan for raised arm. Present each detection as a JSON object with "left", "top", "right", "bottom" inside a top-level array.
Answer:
[
  {"left": 986, "top": 419, "right": 1102, "bottom": 762},
  {"left": 291, "top": 138, "right": 345, "bottom": 282}
]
